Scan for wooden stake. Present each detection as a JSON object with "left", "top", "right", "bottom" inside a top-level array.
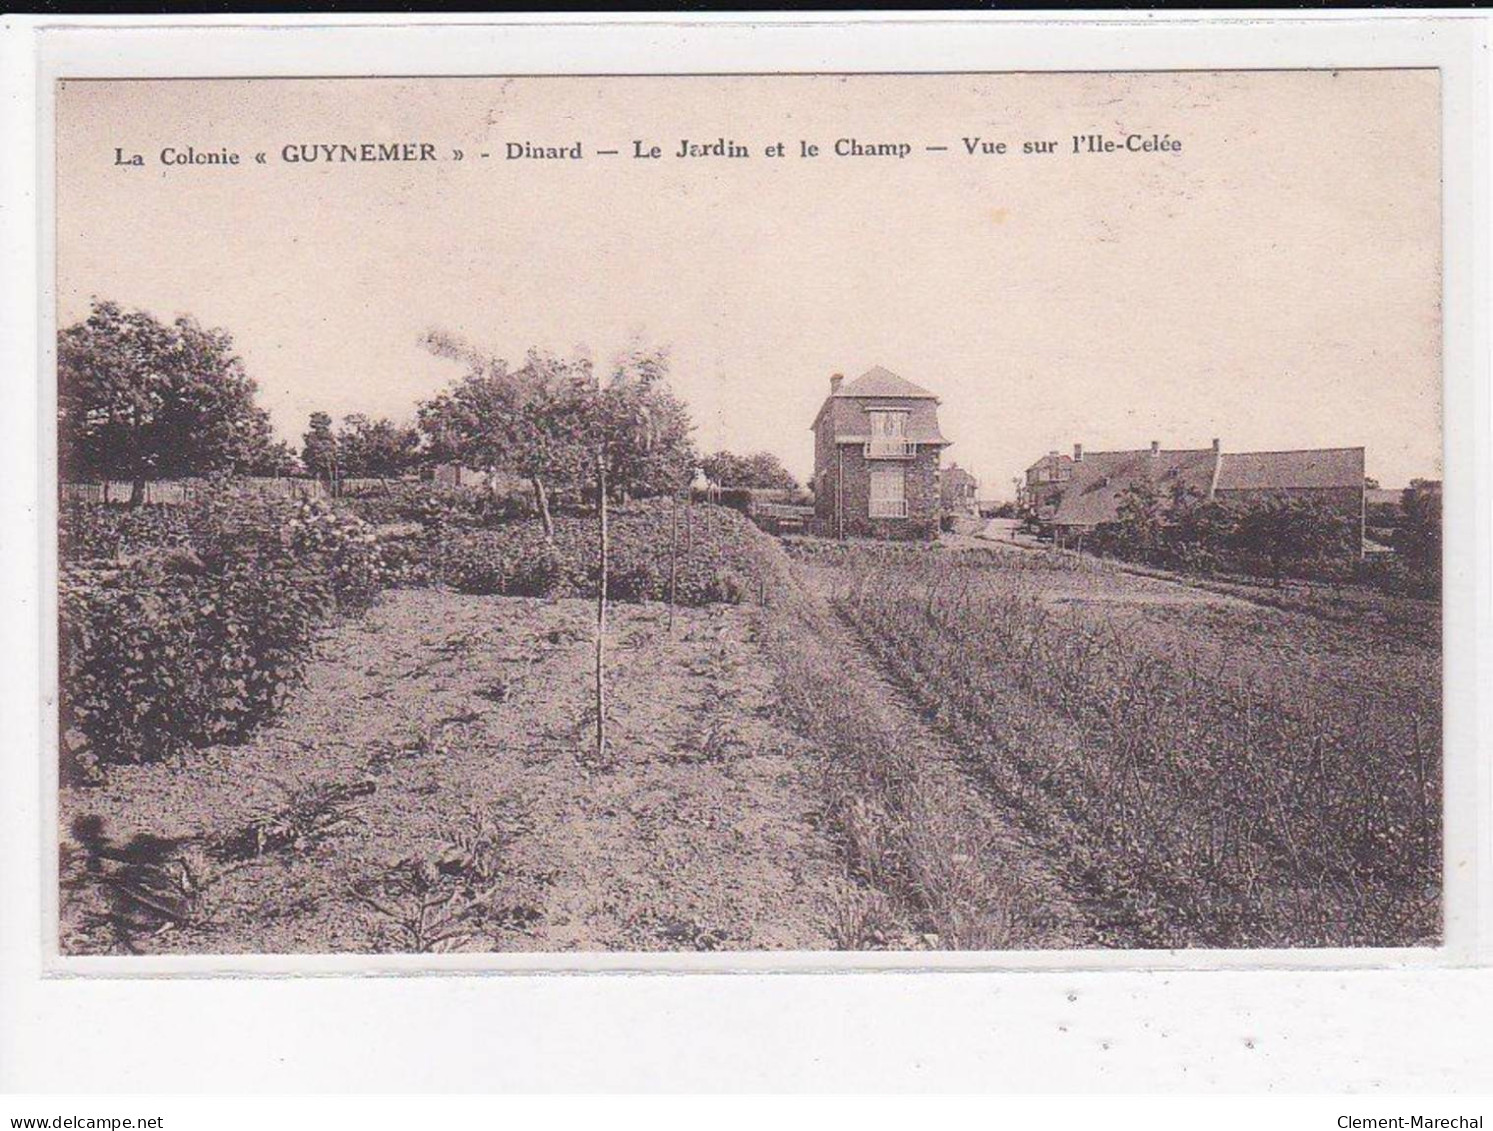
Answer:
[
  {"left": 668, "top": 489, "right": 679, "bottom": 633},
  {"left": 595, "top": 449, "right": 608, "bottom": 763}
]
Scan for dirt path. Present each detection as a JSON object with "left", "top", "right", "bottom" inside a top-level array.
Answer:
[{"left": 61, "top": 590, "right": 846, "bottom": 954}]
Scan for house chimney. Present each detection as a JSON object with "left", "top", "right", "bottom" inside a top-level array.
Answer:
[
  {"left": 1212, "top": 437, "right": 1220, "bottom": 453},
  {"left": 1150, "top": 440, "right": 1160, "bottom": 457},
  {"left": 1073, "top": 443, "right": 1083, "bottom": 463},
  {"left": 830, "top": 373, "right": 844, "bottom": 394}
]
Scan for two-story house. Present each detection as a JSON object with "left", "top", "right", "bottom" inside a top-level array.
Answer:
[
  {"left": 1020, "top": 451, "right": 1074, "bottom": 521},
  {"left": 940, "top": 462, "right": 980, "bottom": 517},
  {"left": 811, "top": 366, "right": 950, "bottom": 540}
]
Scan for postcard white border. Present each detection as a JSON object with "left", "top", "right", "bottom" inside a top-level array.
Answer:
[{"left": 3, "top": 11, "right": 1489, "bottom": 1091}]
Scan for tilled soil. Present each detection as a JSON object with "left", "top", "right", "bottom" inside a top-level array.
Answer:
[{"left": 60, "top": 590, "right": 848, "bottom": 954}]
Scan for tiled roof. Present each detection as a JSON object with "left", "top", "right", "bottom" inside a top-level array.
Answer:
[
  {"left": 1048, "top": 444, "right": 1367, "bottom": 528},
  {"left": 1214, "top": 448, "right": 1365, "bottom": 492},
  {"left": 1051, "top": 449, "right": 1217, "bottom": 528},
  {"left": 837, "top": 365, "right": 938, "bottom": 400},
  {"left": 1027, "top": 453, "right": 1073, "bottom": 473}
]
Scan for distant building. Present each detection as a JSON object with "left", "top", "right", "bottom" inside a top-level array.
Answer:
[
  {"left": 1042, "top": 439, "right": 1367, "bottom": 549},
  {"left": 940, "top": 462, "right": 980, "bottom": 516},
  {"left": 1019, "top": 451, "right": 1075, "bottom": 522},
  {"left": 811, "top": 366, "right": 951, "bottom": 539}
]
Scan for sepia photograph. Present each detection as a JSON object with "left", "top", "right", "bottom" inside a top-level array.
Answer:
[{"left": 51, "top": 69, "right": 1444, "bottom": 959}]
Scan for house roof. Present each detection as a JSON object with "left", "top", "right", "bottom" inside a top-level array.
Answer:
[
  {"left": 1051, "top": 449, "right": 1218, "bottom": 529},
  {"left": 1214, "top": 448, "right": 1364, "bottom": 492},
  {"left": 812, "top": 366, "right": 949, "bottom": 445},
  {"left": 1049, "top": 444, "right": 1367, "bottom": 528},
  {"left": 1026, "top": 453, "right": 1073, "bottom": 473},
  {"left": 837, "top": 365, "right": 938, "bottom": 400},
  {"left": 1365, "top": 487, "right": 1404, "bottom": 508}
]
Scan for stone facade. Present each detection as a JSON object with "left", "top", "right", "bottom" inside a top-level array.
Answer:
[
  {"left": 832, "top": 445, "right": 942, "bottom": 540},
  {"left": 810, "top": 367, "right": 951, "bottom": 541}
]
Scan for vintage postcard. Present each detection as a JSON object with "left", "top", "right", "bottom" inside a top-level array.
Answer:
[{"left": 50, "top": 68, "right": 1446, "bottom": 961}]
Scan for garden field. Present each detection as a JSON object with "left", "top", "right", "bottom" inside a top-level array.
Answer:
[
  {"left": 57, "top": 489, "right": 1441, "bottom": 954},
  {"left": 794, "top": 540, "right": 1441, "bottom": 948}
]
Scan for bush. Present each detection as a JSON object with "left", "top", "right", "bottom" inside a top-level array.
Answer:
[
  {"left": 58, "top": 489, "right": 390, "bottom": 769},
  {"left": 441, "top": 523, "right": 568, "bottom": 597},
  {"left": 341, "top": 481, "right": 533, "bottom": 530},
  {"left": 1356, "top": 556, "right": 1440, "bottom": 600},
  {"left": 1086, "top": 490, "right": 1377, "bottom": 587},
  {"left": 59, "top": 502, "right": 192, "bottom": 562},
  {"left": 60, "top": 556, "right": 327, "bottom": 766},
  {"left": 286, "top": 500, "right": 387, "bottom": 610}
]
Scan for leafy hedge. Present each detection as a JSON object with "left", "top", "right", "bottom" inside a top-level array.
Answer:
[
  {"left": 442, "top": 497, "right": 786, "bottom": 606},
  {"left": 340, "top": 481, "right": 534, "bottom": 530},
  {"left": 60, "top": 502, "right": 193, "bottom": 561},
  {"left": 59, "top": 492, "right": 388, "bottom": 770}
]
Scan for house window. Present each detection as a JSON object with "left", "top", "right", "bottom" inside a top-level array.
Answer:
[
  {"left": 869, "top": 464, "right": 907, "bottom": 518},
  {"left": 868, "top": 410, "right": 907, "bottom": 440},
  {"left": 865, "top": 409, "right": 914, "bottom": 459}
]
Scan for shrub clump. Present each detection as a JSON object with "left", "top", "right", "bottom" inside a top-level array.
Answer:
[
  {"left": 59, "top": 502, "right": 193, "bottom": 562},
  {"left": 59, "top": 491, "right": 389, "bottom": 769},
  {"left": 341, "top": 481, "right": 533, "bottom": 530},
  {"left": 442, "top": 497, "right": 782, "bottom": 606}
]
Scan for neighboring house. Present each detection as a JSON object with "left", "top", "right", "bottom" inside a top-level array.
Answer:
[
  {"left": 427, "top": 463, "right": 531, "bottom": 496},
  {"left": 428, "top": 462, "right": 490, "bottom": 488},
  {"left": 940, "top": 462, "right": 980, "bottom": 516},
  {"left": 811, "top": 366, "right": 951, "bottom": 539},
  {"left": 1019, "top": 451, "right": 1075, "bottom": 521},
  {"left": 1046, "top": 439, "right": 1367, "bottom": 551}
]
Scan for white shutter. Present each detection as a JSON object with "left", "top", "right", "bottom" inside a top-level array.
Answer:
[{"left": 869, "top": 465, "right": 907, "bottom": 517}]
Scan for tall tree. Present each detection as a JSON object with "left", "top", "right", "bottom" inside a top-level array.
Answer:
[{"left": 58, "top": 300, "right": 276, "bottom": 506}]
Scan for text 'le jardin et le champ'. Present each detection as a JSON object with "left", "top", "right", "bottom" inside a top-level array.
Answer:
[{"left": 113, "top": 131, "right": 1185, "bottom": 168}]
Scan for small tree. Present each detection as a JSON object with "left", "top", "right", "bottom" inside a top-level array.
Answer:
[
  {"left": 582, "top": 348, "right": 677, "bottom": 763},
  {"left": 59, "top": 300, "right": 277, "bottom": 506},
  {"left": 419, "top": 337, "right": 594, "bottom": 539},
  {"left": 1109, "top": 481, "right": 1166, "bottom": 563},
  {"left": 301, "top": 412, "right": 340, "bottom": 492},
  {"left": 420, "top": 333, "right": 695, "bottom": 535}
]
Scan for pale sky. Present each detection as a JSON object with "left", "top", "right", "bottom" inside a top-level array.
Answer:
[{"left": 56, "top": 71, "right": 1442, "bottom": 496}]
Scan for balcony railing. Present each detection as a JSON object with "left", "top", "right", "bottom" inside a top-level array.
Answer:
[
  {"left": 868, "top": 499, "right": 909, "bottom": 519},
  {"left": 864, "top": 439, "right": 916, "bottom": 460}
]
